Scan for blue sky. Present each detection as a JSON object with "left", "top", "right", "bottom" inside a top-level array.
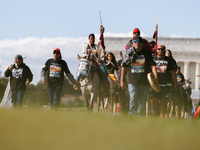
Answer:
[
  {"left": 0, "top": 0, "right": 200, "bottom": 84},
  {"left": 0, "top": 0, "right": 200, "bottom": 39}
]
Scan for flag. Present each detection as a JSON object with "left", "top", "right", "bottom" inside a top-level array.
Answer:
[
  {"left": 0, "top": 79, "right": 13, "bottom": 108},
  {"left": 153, "top": 15, "right": 158, "bottom": 46},
  {"left": 99, "top": 25, "right": 105, "bottom": 49}
]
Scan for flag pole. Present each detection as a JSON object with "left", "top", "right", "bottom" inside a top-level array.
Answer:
[
  {"left": 153, "top": 15, "right": 158, "bottom": 46},
  {"left": 156, "top": 15, "right": 158, "bottom": 46},
  {"left": 99, "top": 11, "right": 102, "bottom": 25}
]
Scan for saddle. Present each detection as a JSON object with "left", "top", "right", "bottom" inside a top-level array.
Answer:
[{"left": 108, "top": 74, "right": 118, "bottom": 87}]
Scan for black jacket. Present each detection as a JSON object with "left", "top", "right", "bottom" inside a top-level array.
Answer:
[{"left": 4, "top": 63, "right": 33, "bottom": 91}]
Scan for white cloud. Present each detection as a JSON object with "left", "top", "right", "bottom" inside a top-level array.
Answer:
[
  {"left": 0, "top": 31, "right": 148, "bottom": 84},
  {"left": 0, "top": 36, "right": 88, "bottom": 84}
]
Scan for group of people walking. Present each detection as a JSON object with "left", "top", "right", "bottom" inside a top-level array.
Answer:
[
  {"left": 4, "top": 48, "right": 80, "bottom": 109},
  {"left": 3, "top": 28, "right": 193, "bottom": 118},
  {"left": 120, "top": 29, "right": 192, "bottom": 118}
]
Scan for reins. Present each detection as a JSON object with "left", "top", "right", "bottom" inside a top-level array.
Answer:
[{"left": 79, "top": 70, "right": 94, "bottom": 87}]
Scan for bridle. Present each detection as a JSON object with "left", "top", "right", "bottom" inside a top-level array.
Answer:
[
  {"left": 79, "top": 72, "right": 94, "bottom": 87},
  {"left": 78, "top": 59, "right": 95, "bottom": 87}
]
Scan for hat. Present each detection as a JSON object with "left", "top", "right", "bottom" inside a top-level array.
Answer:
[
  {"left": 133, "top": 28, "right": 140, "bottom": 34},
  {"left": 15, "top": 55, "right": 23, "bottom": 62},
  {"left": 53, "top": 48, "right": 62, "bottom": 58},
  {"left": 133, "top": 35, "right": 142, "bottom": 41},
  {"left": 53, "top": 48, "right": 60, "bottom": 53},
  {"left": 155, "top": 44, "right": 166, "bottom": 51}
]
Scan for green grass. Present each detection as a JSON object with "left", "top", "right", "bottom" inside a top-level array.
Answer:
[{"left": 0, "top": 108, "right": 200, "bottom": 150}]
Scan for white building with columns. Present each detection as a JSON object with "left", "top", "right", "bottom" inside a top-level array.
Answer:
[{"left": 104, "top": 37, "right": 200, "bottom": 101}]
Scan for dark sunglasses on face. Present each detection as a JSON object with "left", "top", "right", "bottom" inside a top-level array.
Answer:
[
  {"left": 133, "top": 39, "right": 141, "bottom": 43},
  {"left": 133, "top": 32, "right": 139, "bottom": 34},
  {"left": 53, "top": 51, "right": 60, "bottom": 54},
  {"left": 157, "top": 48, "right": 164, "bottom": 51}
]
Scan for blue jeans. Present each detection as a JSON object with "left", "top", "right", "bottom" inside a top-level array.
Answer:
[
  {"left": 10, "top": 90, "right": 25, "bottom": 108},
  {"left": 47, "top": 85, "right": 63, "bottom": 109},
  {"left": 128, "top": 84, "right": 150, "bottom": 116}
]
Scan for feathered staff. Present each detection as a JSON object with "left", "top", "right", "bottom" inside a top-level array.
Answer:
[
  {"left": 153, "top": 15, "right": 158, "bottom": 46},
  {"left": 98, "top": 11, "right": 106, "bottom": 57}
]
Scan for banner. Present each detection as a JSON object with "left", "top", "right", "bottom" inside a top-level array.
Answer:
[{"left": 0, "top": 79, "right": 13, "bottom": 108}]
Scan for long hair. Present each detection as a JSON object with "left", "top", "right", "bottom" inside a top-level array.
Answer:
[
  {"left": 165, "top": 49, "right": 173, "bottom": 59},
  {"left": 107, "top": 52, "right": 118, "bottom": 67}
]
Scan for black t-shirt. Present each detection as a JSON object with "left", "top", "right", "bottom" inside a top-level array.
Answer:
[
  {"left": 166, "top": 56, "right": 177, "bottom": 71},
  {"left": 106, "top": 61, "right": 119, "bottom": 74},
  {"left": 153, "top": 56, "right": 175, "bottom": 85},
  {"left": 126, "top": 48, "right": 155, "bottom": 85},
  {"left": 42, "top": 58, "right": 70, "bottom": 87},
  {"left": 172, "top": 58, "right": 177, "bottom": 70},
  {"left": 117, "top": 59, "right": 123, "bottom": 68}
]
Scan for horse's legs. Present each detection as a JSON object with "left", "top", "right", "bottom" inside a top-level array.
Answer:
[
  {"left": 110, "top": 94, "right": 114, "bottom": 115},
  {"left": 170, "top": 98, "right": 174, "bottom": 118},
  {"left": 111, "top": 93, "right": 117, "bottom": 115},
  {"left": 99, "top": 94, "right": 105, "bottom": 113},
  {"left": 103, "top": 97, "right": 108, "bottom": 113},
  {"left": 97, "top": 93, "right": 103, "bottom": 113},
  {"left": 178, "top": 90, "right": 184, "bottom": 118},
  {"left": 97, "top": 86, "right": 104, "bottom": 113},
  {"left": 108, "top": 78, "right": 116, "bottom": 115},
  {"left": 83, "top": 92, "right": 90, "bottom": 112},
  {"left": 89, "top": 93, "right": 95, "bottom": 112}
]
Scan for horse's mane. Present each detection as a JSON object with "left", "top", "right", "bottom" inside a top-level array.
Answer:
[{"left": 88, "top": 60, "right": 96, "bottom": 73}]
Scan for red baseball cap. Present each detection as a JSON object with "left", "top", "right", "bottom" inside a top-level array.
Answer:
[
  {"left": 54, "top": 48, "right": 60, "bottom": 53},
  {"left": 53, "top": 48, "right": 62, "bottom": 58},
  {"left": 133, "top": 28, "right": 140, "bottom": 34}
]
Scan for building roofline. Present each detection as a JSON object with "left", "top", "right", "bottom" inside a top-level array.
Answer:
[{"left": 105, "top": 36, "right": 200, "bottom": 40}]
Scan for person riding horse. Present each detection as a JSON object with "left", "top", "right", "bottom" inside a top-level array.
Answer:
[
  {"left": 80, "top": 33, "right": 109, "bottom": 92},
  {"left": 105, "top": 52, "right": 119, "bottom": 87}
]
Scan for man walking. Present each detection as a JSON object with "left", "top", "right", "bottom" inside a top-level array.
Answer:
[
  {"left": 41, "top": 48, "right": 80, "bottom": 109},
  {"left": 121, "top": 35, "right": 158, "bottom": 117},
  {"left": 4, "top": 54, "right": 33, "bottom": 108}
]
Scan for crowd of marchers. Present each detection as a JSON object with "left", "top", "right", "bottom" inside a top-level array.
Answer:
[{"left": 3, "top": 28, "right": 195, "bottom": 118}]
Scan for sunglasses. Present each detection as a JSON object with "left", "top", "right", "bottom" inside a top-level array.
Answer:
[
  {"left": 133, "top": 32, "right": 139, "bottom": 34},
  {"left": 133, "top": 39, "right": 141, "bottom": 43},
  {"left": 157, "top": 48, "right": 165, "bottom": 51},
  {"left": 53, "top": 51, "right": 60, "bottom": 54}
]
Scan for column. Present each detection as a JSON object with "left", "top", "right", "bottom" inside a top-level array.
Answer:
[
  {"left": 183, "top": 61, "right": 189, "bottom": 80},
  {"left": 195, "top": 62, "right": 200, "bottom": 90}
]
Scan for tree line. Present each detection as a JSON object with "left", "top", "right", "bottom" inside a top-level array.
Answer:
[{"left": 0, "top": 77, "right": 81, "bottom": 107}]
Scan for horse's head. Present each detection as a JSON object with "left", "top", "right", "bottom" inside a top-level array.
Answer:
[{"left": 76, "top": 54, "right": 92, "bottom": 81}]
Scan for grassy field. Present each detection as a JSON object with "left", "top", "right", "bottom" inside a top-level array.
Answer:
[{"left": 0, "top": 108, "right": 200, "bottom": 150}]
